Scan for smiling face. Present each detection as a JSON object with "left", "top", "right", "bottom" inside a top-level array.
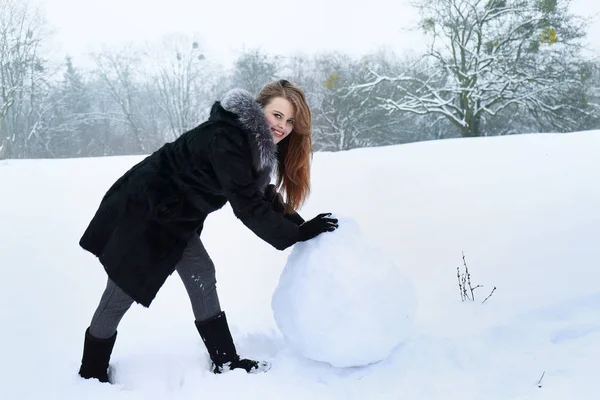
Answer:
[{"left": 263, "top": 97, "right": 295, "bottom": 144}]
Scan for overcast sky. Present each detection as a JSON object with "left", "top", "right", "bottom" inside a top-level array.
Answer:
[{"left": 36, "top": 0, "right": 600, "bottom": 68}]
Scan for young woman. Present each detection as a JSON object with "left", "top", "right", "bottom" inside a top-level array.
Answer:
[{"left": 77, "top": 80, "right": 338, "bottom": 383}]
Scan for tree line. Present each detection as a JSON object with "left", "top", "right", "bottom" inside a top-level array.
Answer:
[{"left": 1, "top": 0, "right": 598, "bottom": 159}]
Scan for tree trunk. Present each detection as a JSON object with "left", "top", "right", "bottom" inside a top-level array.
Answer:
[
  {"left": 462, "top": 113, "right": 482, "bottom": 137},
  {"left": 0, "top": 137, "right": 12, "bottom": 159}
]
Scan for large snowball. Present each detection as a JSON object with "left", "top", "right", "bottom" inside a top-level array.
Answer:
[{"left": 271, "top": 217, "right": 417, "bottom": 368}]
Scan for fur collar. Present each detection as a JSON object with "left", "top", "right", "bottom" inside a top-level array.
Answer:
[{"left": 220, "top": 89, "right": 277, "bottom": 172}]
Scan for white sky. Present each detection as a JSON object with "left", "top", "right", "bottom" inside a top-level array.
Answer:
[{"left": 36, "top": 0, "right": 600, "bottom": 69}]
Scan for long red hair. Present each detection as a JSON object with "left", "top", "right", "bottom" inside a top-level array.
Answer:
[{"left": 257, "top": 80, "right": 312, "bottom": 212}]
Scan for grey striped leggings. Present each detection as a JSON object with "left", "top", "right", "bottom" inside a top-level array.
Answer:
[{"left": 88, "top": 235, "right": 221, "bottom": 339}]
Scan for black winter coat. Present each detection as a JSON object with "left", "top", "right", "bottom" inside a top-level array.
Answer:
[{"left": 79, "top": 89, "right": 301, "bottom": 307}]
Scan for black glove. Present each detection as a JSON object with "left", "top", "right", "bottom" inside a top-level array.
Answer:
[{"left": 298, "top": 213, "right": 339, "bottom": 242}]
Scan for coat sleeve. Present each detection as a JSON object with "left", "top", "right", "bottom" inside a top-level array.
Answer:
[
  {"left": 284, "top": 211, "right": 305, "bottom": 225},
  {"left": 208, "top": 129, "right": 300, "bottom": 250},
  {"left": 264, "top": 184, "right": 305, "bottom": 226}
]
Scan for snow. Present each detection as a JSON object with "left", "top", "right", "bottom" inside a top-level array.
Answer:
[
  {"left": 1, "top": 130, "right": 599, "bottom": 399},
  {"left": 271, "top": 216, "right": 417, "bottom": 368}
]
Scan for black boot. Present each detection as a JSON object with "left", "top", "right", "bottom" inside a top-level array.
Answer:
[
  {"left": 78, "top": 328, "right": 117, "bottom": 383},
  {"left": 194, "top": 311, "right": 270, "bottom": 374}
]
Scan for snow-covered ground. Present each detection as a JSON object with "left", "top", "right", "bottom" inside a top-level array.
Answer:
[{"left": 1, "top": 131, "right": 599, "bottom": 399}]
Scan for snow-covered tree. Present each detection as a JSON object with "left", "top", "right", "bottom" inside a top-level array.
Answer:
[
  {"left": 357, "top": 0, "right": 589, "bottom": 137},
  {"left": 311, "top": 51, "right": 435, "bottom": 151},
  {"left": 0, "top": 0, "right": 51, "bottom": 159},
  {"left": 230, "top": 49, "right": 279, "bottom": 96},
  {"left": 575, "top": 59, "right": 600, "bottom": 131},
  {"left": 311, "top": 53, "right": 387, "bottom": 151},
  {"left": 91, "top": 47, "right": 154, "bottom": 154},
  {"left": 144, "top": 36, "right": 216, "bottom": 141},
  {"left": 41, "top": 57, "right": 100, "bottom": 157}
]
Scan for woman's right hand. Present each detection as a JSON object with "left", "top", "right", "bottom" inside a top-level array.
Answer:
[{"left": 298, "top": 213, "right": 339, "bottom": 242}]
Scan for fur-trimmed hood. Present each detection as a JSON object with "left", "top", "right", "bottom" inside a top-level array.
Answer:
[{"left": 211, "top": 89, "right": 277, "bottom": 173}]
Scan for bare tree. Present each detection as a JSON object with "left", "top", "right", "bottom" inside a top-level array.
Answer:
[
  {"left": 230, "top": 49, "right": 279, "bottom": 95},
  {"left": 91, "top": 47, "right": 149, "bottom": 153},
  {"left": 311, "top": 51, "right": 428, "bottom": 151},
  {"left": 144, "top": 35, "right": 216, "bottom": 141},
  {"left": 356, "top": 0, "right": 589, "bottom": 137},
  {"left": 0, "top": 0, "right": 51, "bottom": 159},
  {"left": 311, "top": 53, "right": 375, "bottom": 151}
]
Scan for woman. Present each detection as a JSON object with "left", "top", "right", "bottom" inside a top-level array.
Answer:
[{"left": 77, "top": 80, "right": 338, "bottom": 383}]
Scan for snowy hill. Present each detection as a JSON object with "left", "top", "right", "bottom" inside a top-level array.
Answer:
[{"left": 1, "top": 131, "right": 599, "bottom": 400}]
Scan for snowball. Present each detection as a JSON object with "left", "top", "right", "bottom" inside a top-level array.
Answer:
[{"left": 271, "top": 217, "right": 417, "bottom": 368}]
